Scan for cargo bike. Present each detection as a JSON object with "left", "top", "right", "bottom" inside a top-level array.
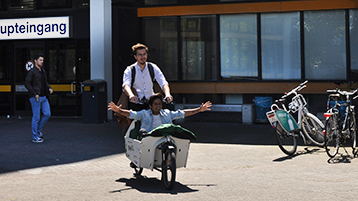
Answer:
[{"left": 124, "top": 120, "right": 196, "bottom": 190}]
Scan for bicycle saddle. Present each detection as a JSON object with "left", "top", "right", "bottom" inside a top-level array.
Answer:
[{"left": 328, "top": 94, "right": 340, "bottom": 99}]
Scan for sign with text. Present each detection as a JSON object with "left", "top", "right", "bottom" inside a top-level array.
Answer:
[{"left": 0, "top": 16, "right": 70, "bottom": 40}]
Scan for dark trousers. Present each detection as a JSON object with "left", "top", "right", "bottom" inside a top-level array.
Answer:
[{"left": 128, "top": 102, "right": 149, "bottom": 111}]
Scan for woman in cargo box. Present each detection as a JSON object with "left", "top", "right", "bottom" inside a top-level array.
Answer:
[{"left": 108, "top": 93, "right": 212, "bottom": 136}]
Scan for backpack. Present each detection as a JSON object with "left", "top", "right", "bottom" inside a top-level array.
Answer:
[
  {"left": 130, "top": 62, "right": 155, "bottom": 87},
  {"left": 114, "top": 63, "right": 156, "bottom": 130}
]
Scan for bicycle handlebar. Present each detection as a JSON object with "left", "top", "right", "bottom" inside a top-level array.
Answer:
[
  {"left": 282, "top": 80, "right": 308, "bottom": 98},
  {"left": 326, "top": 88, "right": 358, "bottom": 97},
  {"left": 327, "top": 89, "right": 337, "bottom": 94}
]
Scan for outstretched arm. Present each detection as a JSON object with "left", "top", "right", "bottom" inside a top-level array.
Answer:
[
  {"left": 184, "top": 101, "right": 212, "bottom": 117},
  {"left": 108, "top": 102, "right": 131, "bottom": 117}
]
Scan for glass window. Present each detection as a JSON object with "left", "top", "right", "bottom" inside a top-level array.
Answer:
[
  {"left": 220, "top": 14, "right": 257, "bottom": 78},
  {"left": 219, "top": 0, "right": 251, "bottom": 2},
  {"left": 40, "top": 0, "right": 70, "bottom": 8},
  {"left": 78, "top": 41, "right": 90, "bottom": 81},
  {"left": 144, "top": 0, "right": 218, "bottom": 5},
  {"left": 48, "top": 43, "right": 76, "bottom": 83},
  {"left": 0, "top": 44, "right": 12, "bottom": 116},
  {"left": 0, "top": 45, "right": 11, "bottom": 83},
  {"left": 15, "top": 46, "right": 43, "bottom": 83},
  {"left": 0, "top": 0, "right": 5, "bottom": 11},
  {"left": 144, "top": 0, "right": 177, "bottom": 5},
  {"left": 9, "top": 0, "right": 35, "bottom": 10},
  {"left": 261, "top": 12, "right": 301, "bottom": 80},
  {"left": 181, "top": 15, "right": 217, "bottom": 80},
  {"left": 144, "top": 17, "right": 178, "bottom": 80},
  {"left": 304, "top": 10, "right": 346, "bottom": 80},
  {"left": 72, "top": 0, "right": 89, "bottom": 8},
  {"left": 179, "top": 0, "right": 216, "bottom": 4},
  {"left": 350, "top": 10, "right": 358, "bottom": 72}
]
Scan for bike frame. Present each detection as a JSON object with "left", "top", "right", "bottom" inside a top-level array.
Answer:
[
  {"left": 267, "top": 81, "right": 324, "bottom": 143},
  {"left": 324, "top": 89, "right": 358, "bottom": 131},
  {"left": 324, "top": 95, "right": 356, "bottom": 135}
]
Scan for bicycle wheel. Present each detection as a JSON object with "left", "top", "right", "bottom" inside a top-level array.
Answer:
[
  {"left": 348, "top": 108, "right": 356, "bottom": 151},
  {"left": 301, "top": 114, "right": 325, "bottom": 147},
  {"left": 275, "top": 123, "right": 297, "bottom": 156},
  {"left": 162, "top": 149, "right": 176, "bottom": 190},
  {"left": 324, "top": 116, "right": 340, "bottom": 158}
]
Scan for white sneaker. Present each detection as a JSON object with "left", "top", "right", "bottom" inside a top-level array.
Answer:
[{"left": 32, "top": 137, "right": 43, "bottom": 143}]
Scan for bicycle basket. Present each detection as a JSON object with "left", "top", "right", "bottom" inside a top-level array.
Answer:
[{"left": 288, "top": 94, "right": 306, "bottom": 113}]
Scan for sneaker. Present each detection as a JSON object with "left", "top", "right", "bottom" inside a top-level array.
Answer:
[
  {"left": 32, "top": 137, "right": 43, "bottom": 143},
  {"left": 38, "top": 132, "right": 43, "bottom": 139}
]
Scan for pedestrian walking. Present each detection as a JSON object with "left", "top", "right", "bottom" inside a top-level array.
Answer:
[{"left": 25, "top": 53, "right": 53, "bottom": 143}]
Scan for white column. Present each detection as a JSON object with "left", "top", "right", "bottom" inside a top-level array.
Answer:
[{"left": 90, "top": 0, "right": 112, "bottom": 119}]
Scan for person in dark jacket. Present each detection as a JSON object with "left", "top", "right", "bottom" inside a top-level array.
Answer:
[{"left": 25, "top": 53, "right": 53, "bottom": 143}]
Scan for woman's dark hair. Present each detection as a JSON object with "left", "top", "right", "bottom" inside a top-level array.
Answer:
[{"left": 148, "top": 93, "right": 163, "bottom": 106}]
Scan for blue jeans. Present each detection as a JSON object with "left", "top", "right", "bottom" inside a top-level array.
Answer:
[{"left": 29, "top": 96, "right": 51, "bottom": 139}]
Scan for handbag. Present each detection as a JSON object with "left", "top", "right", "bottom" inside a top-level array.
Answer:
[{"left": 114, "top": 88, "right": 137, "bottom": 130}]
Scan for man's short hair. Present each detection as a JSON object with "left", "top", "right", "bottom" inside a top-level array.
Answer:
[
  {"left": 148, "top": 93, "right": 163, "bottom": 106},
  {"left": 34, "top": 53, "right": 44, "bottom": 61},
  {"left": 132, "top": 43, "right": 148, "bottom": 55}
]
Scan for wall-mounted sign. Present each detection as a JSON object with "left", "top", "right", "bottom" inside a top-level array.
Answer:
[
  {"left": 0, "top": 16, "right": 70, "bottom": 40},
  {"left": 25, "top": 60, "right": 34, "bottom": 71}
]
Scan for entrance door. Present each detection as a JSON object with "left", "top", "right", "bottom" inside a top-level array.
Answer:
[
  {"left": 13, "top": 41, "right": 90, "bottom": 117},
  {"left": 14, "top": 43, "right": 44, "bottom": 117},
  {"left": 47, "top": 41, "right": 90, "bottom": 116},
  {"left": 0, "top": 43, "right": 12, "bottom": 116}
]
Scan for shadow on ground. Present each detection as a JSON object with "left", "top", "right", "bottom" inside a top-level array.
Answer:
[
  {"left": 0, "top": 117, "right": 279, "bottom": 174},
  {"left": 0, "top": 117, "right": 124, "bottom": 174},
  {"left": 112, "top": 175, "right": 202, "bottom": 194}
]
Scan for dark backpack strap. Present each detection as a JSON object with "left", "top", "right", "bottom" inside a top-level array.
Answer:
[
  {"left": 147, "top": 62, "right": 155, "bottom": 82},
  {"left": 130, "top": 63, "right": 156, "bottom": 93},
  {"left": 130, "top": 65, "right": 136, "bottom": 87}
]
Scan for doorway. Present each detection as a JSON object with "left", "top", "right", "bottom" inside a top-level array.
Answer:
[
  {"left": 13, "top": 40, "right": 90, "bottom": 117},
  {"left": 14, "top": 43, "right": 44, "bottom": 116}
]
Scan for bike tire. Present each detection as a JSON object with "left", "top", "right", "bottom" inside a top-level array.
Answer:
[
  {"left": 275, "top": 123, "right": 297, "bottom": 156},
  {"left": 162, "top": 150, "right": 176, "bottom": 190},
  {"left": 301, "top": 114, "right": 325, "bottom": 147},
  {"left": 324, "top": 116, "right": 340, "bottom": 158},
  {"left": 348, "top": 107, "right": 356, "bottom": 152}
]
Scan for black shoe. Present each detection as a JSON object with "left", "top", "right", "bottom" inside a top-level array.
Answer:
[{"left": 38, "top": 132, "right": 43, "bottom": 139}]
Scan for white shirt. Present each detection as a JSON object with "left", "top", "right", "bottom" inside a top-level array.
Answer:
[
  {"left": 122, "top": 62, "right": 169, "bottom": 100},
  {"left": 151, "top": 114, "right": 163, "bottom": 131}
]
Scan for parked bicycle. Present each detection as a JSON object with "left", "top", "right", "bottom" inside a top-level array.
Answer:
[
  {"left": 266, "top": 81, "right": 325, "bottom": 156},
  {"left": 323, "top": 88, "right": 357, "bottom": 158}
]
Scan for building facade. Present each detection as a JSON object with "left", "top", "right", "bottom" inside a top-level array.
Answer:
[{"left": 131, "top": 0, "right": 358, "bottom": 117}]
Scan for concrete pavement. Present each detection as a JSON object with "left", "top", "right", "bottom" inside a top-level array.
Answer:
[
  {"left": 0, "top": 116, "right": 274, "bottom": 174},
  {"left": 1, "top": 117, "right": 358, "bottom": 200}
]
